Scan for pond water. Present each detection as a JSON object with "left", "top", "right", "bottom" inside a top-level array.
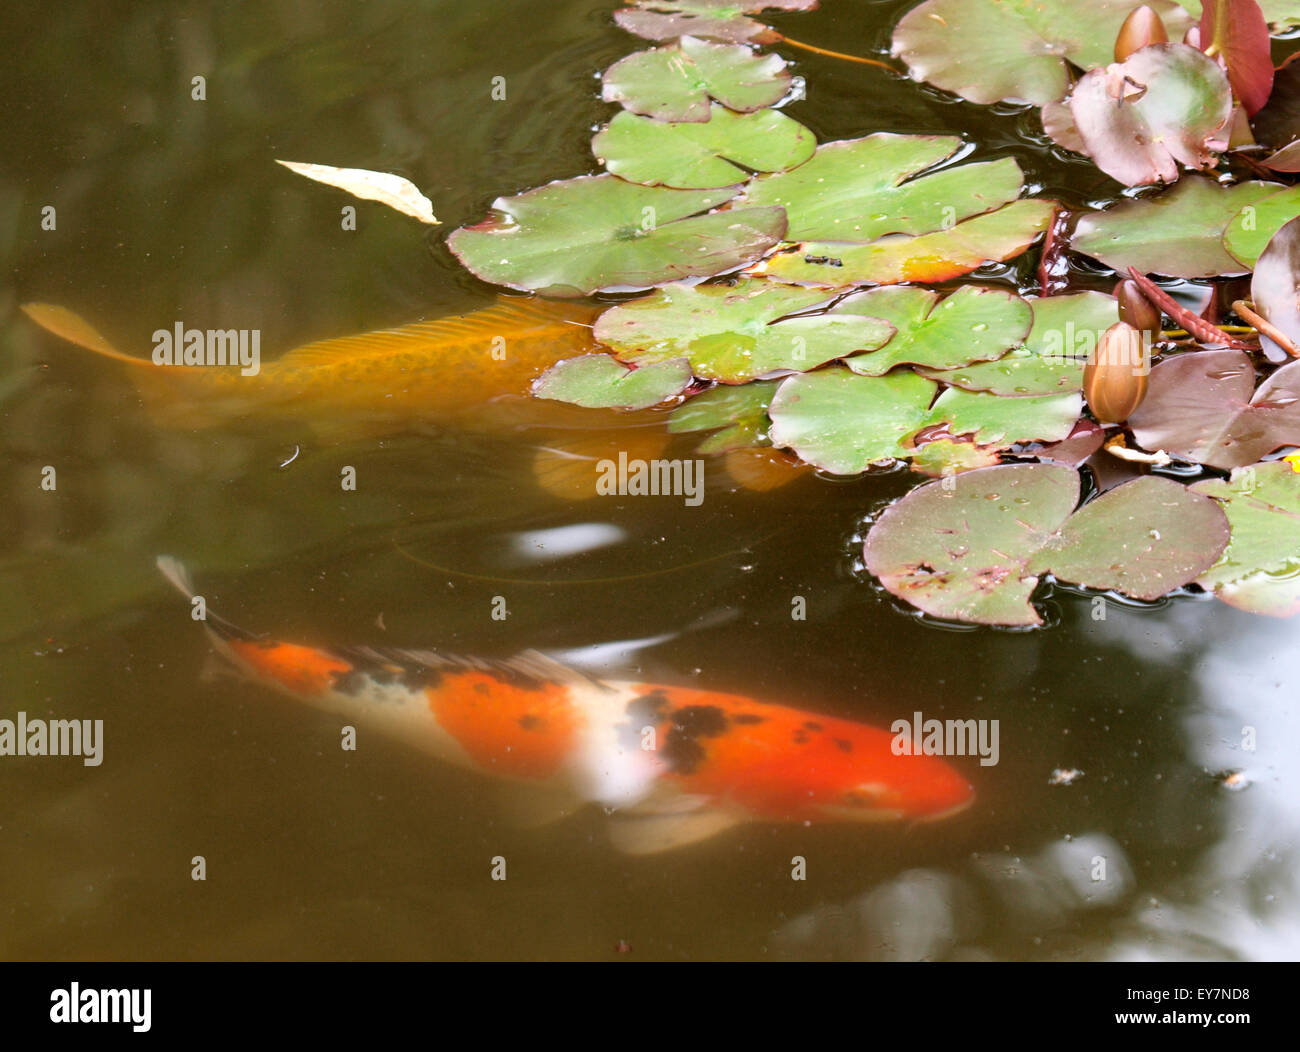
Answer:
[{"left": 2, "top": 0, "right": 1297, "bottom": 961}]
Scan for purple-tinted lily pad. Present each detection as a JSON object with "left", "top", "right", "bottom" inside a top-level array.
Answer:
[
  {"left": 613, "top": 1, "right": 817, "bottom": 43},
  {"left": 1034, "top": 418, "right": 1107, "bottom": 467},
  {"left": 863, "top": 463, "right": 1229, "bottom": 625},
  {"left": 602, "top": 36, "right": 791, "bottom": 122},
  {"left": 1199, "top": 0, "right": 1273, "bottom": 115},
  {"left": 533, "top": 353, "right": 692, "bottom": 409},
  {"left": 1192, "top": 460, "right": 1300, "bottom": 616},
  {"left": 1067, "top": 43, "right": 1232, "bottom": 187},
  {"left": 1073, "top": 176, "right": 1280, "bottom": 278},
  {"left": 593, "top": 279, "right": 894, "bottom": 382},
  {"left": 1250, "top": 213, "right": 1300, "bottom": 348},
  {"left": 1128, "top": 349, "right": 1300, "bottom": 469},
  {"left": 448, "top": 176, "right": 785, "bottom": 296}
]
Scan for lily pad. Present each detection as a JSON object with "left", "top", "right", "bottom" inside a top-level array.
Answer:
[
  {"left": 1223, "top": 184, "right": 1300, "bottom": 268},
  {"left": 863, "top": 463, "right": 1229, "bottom": 625},
  {"left": 1198, "top": 0, "right": 1273, "bottom": 115},
  {"left": 1251, "top": 213, "right": 1300, "bottom": 349},
  {"left": 1073, "top": 176, "right": 1279, "bottom": 278},
  {"left": 918, "top": 292, "right": 1119, "bottom": 396},
  {"left": 668, "top": 380, "right": 778, "bottom": 452},
  {"left": 613, "top": 1, "right": 817, "bottom": 43},
  {"left": 1067, "top": 43, "right": 1232, "bottom": 187},
  {"left": 1128, "top": 349, "right": 1300, "bottom": 469},
  {"left": 593, "top": 279, "right": 893, "bottom": 382},
  {"left": 448, "top": 176, "right": 785, "bottom": 296},
  {"left": 760, "top": 199, "right": 1057, "bottom": 286},
  {"left": 923, "top": 387, "right": 1083, "bottom": 447},
  {"left": 532, "top": 353, "right": 692, "bottom": 409},
  {"left": 833, "top": 285, "right": 1032, "bottom": 377},
  {"left": 1192, "top": 461, "right": 1300, "bottom": 616},
  {"left": 593, "top": 105, "right": 816, "bottom": 189},
  {"left": 891, "top": 0, "right": 1192, "bottom": 107},
  {"left": 602, "top": 36, "right": 792, "bottom": 122},
  {"left": 767, "top": 367, "right": 938, "bottom": 472},
  {"left": 744, "top": 135, "right": 1025, "bottom": 242},
  {"left": 907, "top": 432, "right": 1004, "bottom": 476}
]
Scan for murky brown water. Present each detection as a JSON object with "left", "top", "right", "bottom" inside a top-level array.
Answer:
[{"left": 2, "top": 0, "right": 1297, "bottom": 961}]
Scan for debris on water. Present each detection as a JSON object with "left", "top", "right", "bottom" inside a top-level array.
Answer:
[
  {"left": 1049, "top": 767, "right": 1084, "bottom": 785},
  {"left": 1220, "top": 770, "right": 1250, "bottom": 791}
]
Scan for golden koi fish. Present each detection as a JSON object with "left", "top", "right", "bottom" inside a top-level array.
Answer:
[{"left": 158, "top": 557, "right": 974, "bottom": 854}]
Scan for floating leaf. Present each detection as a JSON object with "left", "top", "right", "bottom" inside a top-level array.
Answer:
[
  {"left": 918, "top": 292, "right": 1119, "bottom": 396},
  {"left": 1067, "top": 43, "right": 1232, "bottom": 187},
  {"left": 275, "top": 160, "right": 438, "bottom": 224},
  {"left": 593, "top": 279, "right": 893, "bottom": 382},
  {"left": 1251, "top": 213, "right": 1300, "bottom": 348},
  {"left": 833, "top": 286, "right": 1032, "bottom": 377},
  {"left": 760, "top": 199, "right": 1056, "bottom": 286},
  {"left": 1128, "top": 349, "right": 1300, "bottom": 469},
  {"left": 891, "top": 0, "right": 1192, "bottom": 106},
  {"left": 744, "top": 135, "right": 1024, "bottom": 242},
  {"left": 1073, "top": 176, "right": 1278, "bottom": 278},
  {"left": 593, "top": 105, "right": 815, "bottom": 189},
  {"left": 1223, "top": 184, "right": 1300, "bottom": 268},
  {"left": 1199, "top": 0, "right": 1273, "bottom": 115},
  {"left": 1034, "top": 418, "right": 1107, "bottom": 466},
  {"left": 532, "top": 353, "right": 692, "bottom": 409},
  {"left": 863, "top": 463, "right": 1229, "bottom": 625},
  {"left": 613, "top": 0, "right": 817, "bottom": 43},
  {"left": 767, "top": 367, "right": 937, "bottom": 472},
  {"left": 1260, "top": 140, "right": 1300, "bottom": 172},
  {"left": 924, "top": 387, "right": 1083, "bottom": 447},
  {"left": 1192, "top": 461, "right": 1300, "bottom": 616},
  {"left": 448, "top": 176, "right": 785, "bottom": 296},
  {"left": 1250, "top": 54, "right": 1300, "bottom": 148},
  {"left": 602, "top": 36, "right": 792, "bottom": 122},
  {"left": 668, "top": 380, "right": 777, "bottom": 452},
  {"left": 908, "top": 433, "right": 1003, "bottom": 476}
]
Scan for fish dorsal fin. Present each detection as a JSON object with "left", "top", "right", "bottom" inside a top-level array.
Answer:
[
  {"left": 343, "top": 644, "right": 611, "bottom": 692},
  {"left": 607, "top": 807, "right": 743, "bottom": 855},
  {"left": 268, "top": 298, "right": 599, "bottom": 372},
  {"left": 21, "top": 303, "right": 153, "bottom": 367}
]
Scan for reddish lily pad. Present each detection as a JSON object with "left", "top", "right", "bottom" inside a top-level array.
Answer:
[
  {"left": 448, "top": 176, "right": 785, "bottom": 296},
  {"left": 1199, "top": 0, "right": 1273, "bottom": 116},
  {"left": 593, "top": 279, "right": 894, "bottom": 382},
  {"left": 864, "top": 463, "right": 1230, "bottom": 625},
  {"left": 1073, "top": 176, "right": 1279, "bottom": 278},
  {"left": 1128, "top": 349, "right": 1300, "bottom": 469},
  {"left": 533, "top": 354, "right": 693, "bottom": 409},
  {"left": 760, "top": 199, "right": 1057, "bottom": 286},
  {"left": 1251, "top": 213, "right": 1300, "bottom": 349},
  {"left": 602, "top": 36, "right": 792, "bottom": 122},
  {"left": 1192, "top": 460, "right": 1300, "bottom": 616},
  {"left": 1067, "top": 43, "right": 1232, "bottom": 187}
]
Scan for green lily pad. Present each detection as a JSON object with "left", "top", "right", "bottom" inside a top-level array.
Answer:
[
  {"left": 908, "top": 433, "right": 1003, "bottom": 476},
  {"left": 1192, "top": 461, "right": 1300, "bottom": 616},
  {"left": 761, "top": 199, "right": 1057, "bottom": 286},
  {"left": 614, "top": 1, "right": 818, "bottom": 43},
  {"left": 448, "top": 176, "right": 786, "bottom": 296},
  {"left": 532, "top": 353, "right": 692, "bottom": 409},
  {"left": 924, "top": 387, "right": 1083, "bottom": 447},
  {"left": 667, "top": 380, "right": 778, "bottom": 452},
  {"left": 1073, "top": 177, "right": 1279, "bottom": 278},
  {"left": 918, "top": 292, "right": 1120, "bottom": 396},
  {"left": 833, "top": 285, "right": 1032, "bottom": 377},
  {"left": 863, "top": 464, "right": 1230, "bottom": 626},
  {"left": 1068, "top": 43, "right": 1232, "bottom": 187},
  {"left": 744, "top": 135, "right": 1025, "bottom": 242},
  {"left": 1128, "top": 350, "right": 1300, "bottom": 470},
  {"left": 602, "top": 36, "right": 792, "bottom": 122},
  {"left": 593, "top": 105, "right": 816, "bottom": 189},
  {"left": 593, "top": 279, "right": 894, "bottom": 382},
  {"left": 891, "top": 0, "right": 1192, "bottom": 107},
  {"left": 767, "top": 367, "right": 938, "bottom": 472},
  {"left": 1224, "top": 184, "right": 1300, "bottom": 268}
]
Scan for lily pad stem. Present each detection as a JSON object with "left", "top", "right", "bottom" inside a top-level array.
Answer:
[
  {"left": 1232, "top": 300, "right": 1300, "bottom": 358},
  {"left": 776, "top": 35, "right": 898, "bottom": 72}
]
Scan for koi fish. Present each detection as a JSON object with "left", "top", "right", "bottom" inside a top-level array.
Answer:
[{"left": 158, "top": 556, "right": 973, "bottom": 854}]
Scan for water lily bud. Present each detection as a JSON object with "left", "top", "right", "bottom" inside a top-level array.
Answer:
[
  {"left": 1113, "top": 278, "right": 1162, "bottom": 339},
  {"left": 1084, "top": 322, "right": 1149, "bottom": 423},
  {"left": 1114, "top": 5, "right": 1169, "bottom": 62}
]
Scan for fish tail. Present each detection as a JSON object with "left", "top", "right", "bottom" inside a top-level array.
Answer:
[{"left": 21, "top": 303, "right": 157, "bottom": 368}]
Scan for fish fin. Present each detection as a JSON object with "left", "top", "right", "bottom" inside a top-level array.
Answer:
[
  {"left": 155, "top": 556, "right": 263, "bottom": 643},
  {"left": 20, "top": 303, "right": 153, "bottom": 367},
  {"left": 496, "top": 782, "right": 584, "bottom": 829},
  {"left": 270, "top": 298, "right": 599, "bottom": 371},
  {"left": 343, "top": 644, "right": 613, "bottom": 692},
  {"left": 607, "top": 807, "right": 743, "bottom": 855}
]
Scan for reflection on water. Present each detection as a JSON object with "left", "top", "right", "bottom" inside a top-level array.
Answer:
[{"left": 2, "top": 0, "right": 1299, "bottom": 959}]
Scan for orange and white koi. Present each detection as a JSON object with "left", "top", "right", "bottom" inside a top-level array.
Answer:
[{"left": 158, "top": 556, "right": 974, "bottom": 853}]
